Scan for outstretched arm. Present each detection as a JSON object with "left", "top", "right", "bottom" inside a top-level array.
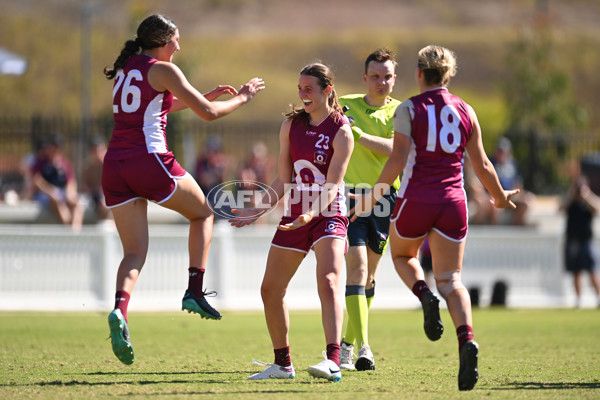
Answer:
[
  {"left": 149, "top": 62, "right": 265, "bottom": 120},
  {"left": 170, "top": 85, "right": 239, "bottom": 112}
]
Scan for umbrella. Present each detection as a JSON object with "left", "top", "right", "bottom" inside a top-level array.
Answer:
[{"left": 0, "top": 47, "right": 27, "bottom": 75}]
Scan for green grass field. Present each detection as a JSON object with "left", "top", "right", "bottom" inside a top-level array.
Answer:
[{"left": 1, "top": 308, "right": 599, "bottom": 399}]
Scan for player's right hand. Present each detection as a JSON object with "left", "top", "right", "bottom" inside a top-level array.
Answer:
[
  {"left": 238, "top": 77, "right": 266, "bottom": 102},
  {"left": 347, "top": 192, "right": 376, "bottom": 222}
]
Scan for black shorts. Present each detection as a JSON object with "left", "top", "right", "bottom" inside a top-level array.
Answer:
[
  {"left": 347, "top": 187, "right": 397, "bottom": 255},
  {"left": 565, "top": 238, "right": 596, "bottom": 273}
]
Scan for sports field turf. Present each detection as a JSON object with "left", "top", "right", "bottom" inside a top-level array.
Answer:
[{"left": 1, "top": 308, "right": 599, "bottom": 399}]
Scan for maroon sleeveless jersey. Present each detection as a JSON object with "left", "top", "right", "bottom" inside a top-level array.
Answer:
[
  {"left": 398, "top": 88, "right": 473, "bottom": 203},
  {"left": 286, "top": 112, "right": 348, "bottom": 218},
  {"left": 106, "top": 54, "right": 174, "bottom": 161}
]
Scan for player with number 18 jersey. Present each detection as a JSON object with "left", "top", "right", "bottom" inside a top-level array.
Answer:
[
  {"left": 392, "top": 87, "right": 473, "bottom": 241},
  {"left": 395, "top": 87, "right": 473, "bottom": 203}
]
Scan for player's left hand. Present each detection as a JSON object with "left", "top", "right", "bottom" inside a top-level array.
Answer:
[
  {"left": 277, "top": 213, "right": 312, "bottom": 231},
  {"left": 490, "top": 188, "right": 520, "bottom": 209},
  {"left": 228, "top": 208, "right": 262, "bottom": 227}
]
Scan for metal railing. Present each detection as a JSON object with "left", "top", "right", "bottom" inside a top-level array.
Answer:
[{"left": 0, "top": 221, "right": 595, "bottom": 312}]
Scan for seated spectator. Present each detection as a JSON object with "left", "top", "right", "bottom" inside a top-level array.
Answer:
[
  {"left": 236, "top": 141, "right": 277, "bottom": 223},
  {"left": 237, "top": 141, "right": 274, "bottom": 188},
  {"left": 31, "top": 134, "right": 83, "bottom": 230},
  {"left": 195, "top": 135, "right": 231, "bottom": 218},
  {"left": 194, "top": 135, "right": 230, "bottom": 194},
  {"left": 82, "top": 136, "right": 110, "bottom": 221},
  {"left": 470, "top": 137, "right": 534, "bottom": 225},
  {"left": 19, "top": 137, "right": 49, "bottom": 201}
]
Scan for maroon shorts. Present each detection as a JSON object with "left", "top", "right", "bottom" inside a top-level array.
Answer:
[
  {"left": 391, "top": 198, "right": 468, "bottom": 242},
  {"left": 102, "top": 152, "right": 187, "bottom": 208},
  {"left": 272, "top": 215, "right": 349, "bottom": 254}
]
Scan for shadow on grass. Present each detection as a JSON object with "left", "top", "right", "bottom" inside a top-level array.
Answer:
[
  {"left": 494, "top": 381, "right": 600, "bottom": 390},
  {"left": 0, "top": 379, "right": 332, "bottom": 397},
  {"left": 0, "top": 380, "right": 341, "bottom": 398},
  {"left": 82, "top": 371, "right": 243, "bottom": 376},
  {"left": 1, "top": 370, "right": 344, "bottom": 390}
]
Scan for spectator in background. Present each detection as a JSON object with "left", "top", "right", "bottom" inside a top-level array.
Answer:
[
  {"left": 31, "top": 134, "right": 84, "bottom": 230},
  {"left": 471, "top": 137, "right": 534, "bottom": 225},
  {"left": 19, "top": 137, "right": 49, "bottom": 201},
  {"left": 489, "top": 137, "right": 534, "bottom": 225},
  {"left": 82, "top": 136, "right": 110, "bottom": 221},
  {"left": 195, "top": 136, "right": 230, "bottom": 193},
  {"left": 560, "top": 173, "right": 600, "bottom": 308},
  {"left": 195, "top": 135, "right": 231, "bottom": 219},
  {"left": 236, "top": 141, "right": 276, "bottom": 224},
  {"left": 237, "top": 141, "right": 274, "bottom": 187},
  {"left": 195, "top": 135, "right": 230, "bottom": 194}
]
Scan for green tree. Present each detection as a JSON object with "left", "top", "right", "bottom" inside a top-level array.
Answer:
[{"left": 502, "top": 13, "right": 587, "bottom": 194}]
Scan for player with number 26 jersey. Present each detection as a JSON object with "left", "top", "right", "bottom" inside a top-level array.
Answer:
[
  {"left": 107, "top": 54, "right": 174, "bottom": 160},
  {"left": 394, "top": 87, "right": 472, "bottom": 203},
  {"left": 102, "top": 14, "right": 266, "bottom": 367},
  {"left": 103, "top": 53, "right": 185, "bottom": 208}
]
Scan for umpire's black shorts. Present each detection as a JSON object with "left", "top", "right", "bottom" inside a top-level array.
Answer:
[{"left": 347, "top": 187, "right": 397, "bottom": 255}]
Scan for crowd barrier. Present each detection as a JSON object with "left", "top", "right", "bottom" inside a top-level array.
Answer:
[{"left": 0, "top": 216, "right": 597, "bottom": 312}]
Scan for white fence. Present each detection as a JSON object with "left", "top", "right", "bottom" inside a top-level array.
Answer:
[{"left": 0, "top": 216, "right": 597, "bottom": 312}]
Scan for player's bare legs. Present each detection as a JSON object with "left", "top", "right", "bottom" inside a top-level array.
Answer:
[
  {"left": 305, "top": 237, "right": 344, "bottom": 381},
  {"left": 161, "top": 173, "right": 221, "bottom": 319},
  {"left": 112, "top": 199, "right": 150, "bottom": 295},
  {"left": 427, "top": 230, "right": 471, "bottom": 328},
  {"left": 260, "top": 246, "right": 305, "bottom": 349},
  {"left": 590, "top": 271, "right": 600, "bottom": 305},
  {"left": 160, "top": 173, "right": 213, "bottom": 269},
  {"left": 313, "top": 237, "right": 345, "bottom": 348},
  {"left": 390, "top": 231, "right": 443, "bottom": 341},
  {"left": 109, "top": 198, "right": 149, "bottom": 365},
  {"left": 428, "top": 229, "right": 478, "bottom": 391},
  {"left": 389, "top": 233, "right": 425, "bottom": 289}
]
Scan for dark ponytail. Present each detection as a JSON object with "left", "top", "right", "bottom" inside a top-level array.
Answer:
[
  {"left": 103, "top": 39, "right": 140, "bottom": 80},
  {"left": 103, "top": 14, "right": 177, "bottom": 80}
]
